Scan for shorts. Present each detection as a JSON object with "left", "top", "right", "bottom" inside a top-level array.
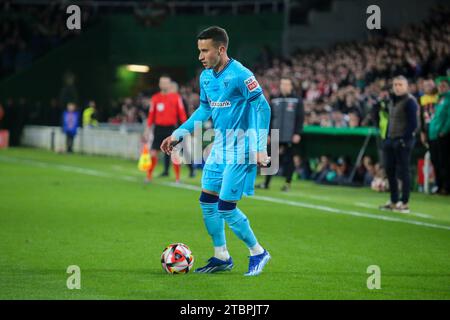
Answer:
[
  {"left": 151, "top": 125, "right": 176, "bottom": 150},
  {"left": 201, "top": 163, "right": 257, "bottom": 201}
]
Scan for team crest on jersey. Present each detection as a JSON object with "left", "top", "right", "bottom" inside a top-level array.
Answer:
[
  {"left": 157, "top": 103, "right": 165, "bottom": 111},
  {"left": 244, "top": 76, "right": 260, "bottom": 92}
]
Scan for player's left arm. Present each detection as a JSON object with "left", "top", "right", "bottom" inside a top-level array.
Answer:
[
  {"left": 239, "top": 72, "right": 271, "bottom": 165},
  {"left": 250, "top": 94, "right": 271, "bottom": 152}
]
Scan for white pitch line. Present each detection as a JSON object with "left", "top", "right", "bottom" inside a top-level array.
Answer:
[
  {"left": 1, "top": 154, "right": 450, "bottom": 232},
  {"left": 162, "top": 182, "right": 450, "bottom": 232}
]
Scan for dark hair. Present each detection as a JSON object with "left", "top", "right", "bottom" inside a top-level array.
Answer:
[{"left": 197, "top": 26, "right": 229, "bottom": 48}]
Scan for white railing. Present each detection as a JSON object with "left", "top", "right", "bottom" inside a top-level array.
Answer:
[{"left": 21, "top": 125, "right": 145, "bottom": 159}]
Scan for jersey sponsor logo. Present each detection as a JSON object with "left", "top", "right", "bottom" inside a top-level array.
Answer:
[
  {"left": 244, "top": 76, "right": 260, "bottom": 92},
  {"left": 209, "top": 100, "right": 232, "bottom": 108}
]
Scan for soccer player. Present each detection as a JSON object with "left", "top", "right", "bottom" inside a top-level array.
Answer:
[
  {"left": 145, "top": 75, "right": 187, "bottom": 182},
  {"left": 160, "top": 26, "right": 272, "bottom": 276}
]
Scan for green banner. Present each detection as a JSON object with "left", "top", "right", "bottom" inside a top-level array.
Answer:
[{"left": 302, "top": 126, "right": 379, "bottom": 136}]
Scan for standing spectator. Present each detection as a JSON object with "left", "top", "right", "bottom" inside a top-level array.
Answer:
[
  {"left": 144, "top": 75, "right": 187, "bottom": 182},
  {"left": 62, "top": 102, "right": 80, "bottom": 153},
  {"left": 82, "top": 100, "right": 98, "bottom": 128},
  {"left": 379, "top": 76, "right": 419, "bottom": 213},
  {"left": 419, "top": 79, "right": 439, "bottom": 142},
  {"left": 429, "top": 77, "right": 450, "bottom": 195},
  {"left": 420, "top": 80, "right": 442, "bottom": 193},
  {"left": 257, "top": 77, "right": 304, "bottom": 191}
]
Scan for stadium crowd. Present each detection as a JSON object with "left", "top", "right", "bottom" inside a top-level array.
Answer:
[{"left": 0, "top": 0, "right": 97, "bottom": 78}]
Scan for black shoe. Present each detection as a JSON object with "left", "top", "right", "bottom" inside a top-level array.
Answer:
[
  {"left": 256, "top": 183, "right": 268, "bottom": 189},
  {"left": 281, "top": 184, "right": 290, "bottom": 192},
  {"left": 159, "top": 172, "right": 169, "bottom": 177},
  {"left": 379, "top": 202, "right": 395, "bottom": 211}
]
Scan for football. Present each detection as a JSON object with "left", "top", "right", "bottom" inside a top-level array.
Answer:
[{"left": 161, "top": 243, "right": 194, "bottom": 274}]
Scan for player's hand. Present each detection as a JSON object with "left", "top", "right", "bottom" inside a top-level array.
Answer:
[
  {"left": 292, "top": 134, "right": 301, "bottom": 144},
  {"left": 160, "top": 136, "right": 179, "bottom": 155},
  {"left": 257, "top": 151, "right": 271, "bottom": 167}
]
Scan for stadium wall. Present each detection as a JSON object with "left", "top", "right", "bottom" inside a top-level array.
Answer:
[{"left": 21, "top": 125, "right": 142, "bottom": 159}]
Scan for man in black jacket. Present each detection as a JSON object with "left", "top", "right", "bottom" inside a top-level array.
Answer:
[
  {"left": 257, "top": 77, "right": 304, "bottom": 191},
  {"left": 379, "top": 76, "right": 419, "bottom": 213}
]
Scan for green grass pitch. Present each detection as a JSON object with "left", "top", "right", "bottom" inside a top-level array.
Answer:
[{"left": 0, "top": 147, "right": 449, "bottom": 299}]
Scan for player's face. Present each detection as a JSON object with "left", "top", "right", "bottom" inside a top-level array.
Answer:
[
  {"left": 393, "top": 79, "right": 408, "bottom": 96},
  {"left": 198, "top": 39, "right": 222, "bottom": 69}
]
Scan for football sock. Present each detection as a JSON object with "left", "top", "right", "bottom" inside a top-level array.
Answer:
[
  {"left": 214, "top": 245, "right": 231, "bottom": 261},
  {"left": 249, "top": 243, "right": 265, "bottom": 256},
  {"left": 147, "top": 155, "right": 158, "bottom": 179},
  {"left": 173, "top": 163, "right": 181, "bottom": 181},
  {"left": 163, "top": 153, "right": 170, "bottom": 174},
  {"left": 218, "top": 200, "right": 257, "bottom": 248},
  {"left": 199, "top": 192, "right": 226, "bottom": 247}
]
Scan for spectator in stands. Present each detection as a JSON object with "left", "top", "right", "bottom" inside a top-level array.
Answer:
[
  {"left": 354, "top": 155, "right": 375, "bottom": 186},
  {"left": 311, "top": 155, "right": 331, "bottom": 183},
  {"left": 348, "top": 111, "right": 361, "bottom": 128}
]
